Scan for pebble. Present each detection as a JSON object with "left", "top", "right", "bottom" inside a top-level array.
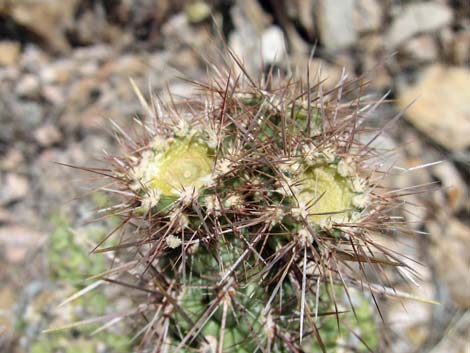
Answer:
[
  {"left": 431, "top": 161, "right": 468, "bottom": 213},
  {"left": 0, "top": 149, "right": 24, "bottom": 172},
  {"left": 0, "top": 173, "right": 29, "bottom": 205},
  {"left": 19, "top": 44, "right": 49, "bottom": 71},
  {"left": 40, "top": 59, "right": 74, "bottom": 84},
  {"left": 387, "top": 3, "right": 453, "bottom": 48},
  {"left": 4, "top": 0, "right": 77, "bottom": 53},
  {"left": 353, "top": 0, "right": 382, "bottom": 33},
  {"left": 0, "top": 225, "right": 45, "bottom": 263},
  {"left": 317, "top": 0, "right": 358, "bottom": 51},
  {"left": 429, "top": 219, "right": 470, "bottom": 309},
  {"left": 0, "top": 41, "right": 21, "bottom": 66},
  {"left": 42, "top": 84, "right": 66, "bottom": 107},
  {"left": 397, "top": 65, "right": 470, "bottom": 152},
  {"left": 228, "top": 4, "right": 264, "bottom": 75},
  {"left": 428, "top": 312, "right": 470, "bottom": 353},
  {"left": 387, "top": 282, "right": 435, "bottom": 352},
  {"left": 33, "top": 125, "right": 63, "bottom": 147},
  {"left": 261, "top": 26, "right": 287, "bottom": 64},
  {"left": 15, "top": 74, "right": 41, "bottom": 98},
  {"left": 402, "top": 35, "right": 438, "bottom": 62}
]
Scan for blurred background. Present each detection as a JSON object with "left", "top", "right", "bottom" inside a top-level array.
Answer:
[{"left": 0, "top": 0, "right": 468, "bottom": 352}]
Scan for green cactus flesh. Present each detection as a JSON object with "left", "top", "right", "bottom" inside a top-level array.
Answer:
[
  {"left": 67, "top": 63, "right": 418, "bottom": 353},
  {"left": 298, "top": 166, "right": 354, "bottom": 224},
  {"left": 133, "top": 137, "right": 214, "bottom": 196}
]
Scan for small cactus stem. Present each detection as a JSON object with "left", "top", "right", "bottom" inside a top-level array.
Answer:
[
  {"left": 131, "top": 134, "right": 214, "bottom": 200},
  {"left": 73, "top": 53, "right": 431, "bottom": 353}
]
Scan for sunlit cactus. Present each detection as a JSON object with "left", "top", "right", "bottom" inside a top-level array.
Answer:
[{"left": 60, "top": 54, "right": 429, "bottom": 353}]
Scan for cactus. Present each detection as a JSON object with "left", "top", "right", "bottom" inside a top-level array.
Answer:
[{"left": 60, "top": 56, "right": 426, "bottom": 353}]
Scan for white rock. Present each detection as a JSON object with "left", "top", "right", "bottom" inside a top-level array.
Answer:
[
  {"left": 228, "top": 3, "right": 265, "bottom": 75},
  {"left": 387, "top": 3, "right": 453, "bottom": 48},
  {"left": 0, "top": 173, "right": 29, "bottom": 205},
  {"left": 34, "top": 124, "right": 63, "bottom": 147},
  {"left": 317, "top": 0, "right": 358, "bottom": 51},
  {"left": 15, "top": 74, "right": 41, "bottom": 98},
  {"left": 261, "top": 26, "right": 287, "bottom": 64},
  {"left": 402, "top": 35, "right": 438, "bottom": 61},
  {"left": 397, "top": 65, "right": 470, "bottom": 152}
]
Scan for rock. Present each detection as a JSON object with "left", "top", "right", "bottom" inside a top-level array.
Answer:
[
  {"left": 386, "top": 281, "right": 434, "bottom": 352},
  {"left": 97, "top": 55, "right": 148, "bottom": 80},
  {"left": 0, "top": 41, "right": 21, "bottom": 66},
  {"left": 19, "top": 44, "right": 50, "bottom": 71},
  {"left": 0, "top": 66, "right": 20, "bottom": 83},
  {"left": 5, "top": 0, "right": 79, "bottom": 53},
  {"left": 162, "top": 12, "right": 212, "bottom": 52},
  {"left": 0, "top": 149, "right": 24, "bottom": 172},
  {"left": 397, "top": 65, "right": 470, "bottom": 152},
  {"left": 317, "top": 0, "right": 358, "bottom": 51},
  {"left": 429, "top": 219, "right": 470, "bottom": 308},
  {"left": 431, "top": 161, "right": 468, "bottom": 213},
  {"left": 185, "top": 1, "right": 211, "bottom": 24},
  {"left": 387, "top": 3, "right": 453, "bottom": 48},
  {"left": 0, "top": 173, "right": 29, "bottom": 205},
  {"left": 261, "top": 26, "right": 287, "bottom": 64},
  {"left": 15, "top": 74, "right": 41, "bottom": 98},
  {"left": 353, "top": 0, "right": 382, "bottom": 33},
  {"left": 33, "top": 125, "right": 63, "bottom": 147},
  {"left": 0, "top": 98, "right": 43, "bottom": 142},
  {"left": 0, "top": 96, "right": 44, "bottom": 146},
  {"left": 76, "top": 61, "right": 99, "bottom": 77},
  {"left": 67, "top": 78, "right": 99, "bottom": 111},
  {"left": 291, "top": 0, "right": 315, "bottom": 40},
  {"left": 228, "top": 3, "right": 264, "bottom": 76},
  {"left": 72, "top": 44, "right": 113, "bottom": 62},
  {"left": 299, "top": 54, "right": 356, "bottom": 91},
  {"left": 299, "top": 57, "right": 345, "bottom": 91},
  {"left": 402, "top": 35, "right": 438, "bottom": 62},
  {"left": 40, "top": 59, "right": 74, "bottom": 84},
  {"left": 428, "top": 312, "right": 470, "bottom": 353},
  {"left": 42, "top": 85, "right": 66, "bottom": 107}
]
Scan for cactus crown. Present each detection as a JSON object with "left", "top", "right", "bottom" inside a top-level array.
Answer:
[{"left": 65, "top": 56, "right": 421, "bottom": 353}]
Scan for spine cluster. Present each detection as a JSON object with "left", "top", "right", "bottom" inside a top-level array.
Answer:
[{"left": 88, "top": 59, "right": 415, "bottom": 353}]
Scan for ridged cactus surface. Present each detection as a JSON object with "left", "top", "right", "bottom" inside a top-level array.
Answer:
[{"left": 69, "top": 59, "right": 420, "bottom": 353}]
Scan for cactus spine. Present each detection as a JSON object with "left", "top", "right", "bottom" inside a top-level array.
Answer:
[{"left": 76, "top": 58, "right": 419, "bottom": 353}]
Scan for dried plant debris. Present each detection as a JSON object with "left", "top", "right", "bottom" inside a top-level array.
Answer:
[{"left": 54, "top": 53, "right": 437, "bottom": 353}]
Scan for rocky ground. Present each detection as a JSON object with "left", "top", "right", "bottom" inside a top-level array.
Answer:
[{"left": 0, "top": 1, "right": 468, "bottom": 352}]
